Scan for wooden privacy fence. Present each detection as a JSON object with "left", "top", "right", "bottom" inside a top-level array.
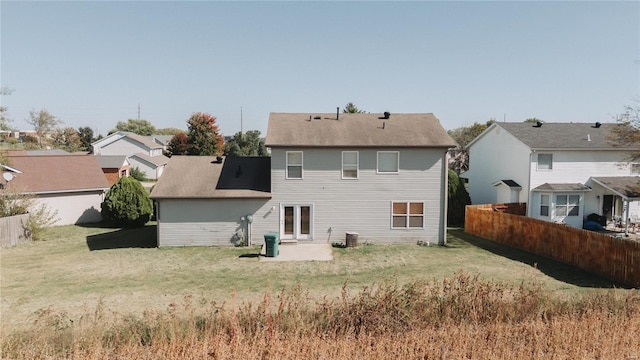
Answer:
[
  {"left": 465, "top": 203, "right": 640, "bottom": 287},
  {"left": 0, "top": 213, "right": 31, "bottom": 248}
]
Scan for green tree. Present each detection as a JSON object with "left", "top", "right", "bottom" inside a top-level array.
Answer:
[
  {"left": 78, "top": 126, "right": 95, "bottom": 152},
  {"left": 0, "top": 87, "right": 14, "bottom": 131},
  {"left": 447, "top": 170, "right": 471, "bottom": 226},
  {"left": 524, "top": 118, "right": 544, "bottom": 123},
  {"left": 611, "top": 99, "right": 640, "bottom": 161},
  {"left": 447, "top": 119, "right": 495, "bottom": 174},
  {"left": 343, "top": 102, "right": 365, "bottom": 113},
  {"left": 111, "top": 119, "right": 156, "bottom": 136},
  {"left": 185, "top": 112, "right": 223, "bottom": 156},
  {"left": 26, "top": 109, "right": 63, "bottom": 149},
  {"left": 223, "top": 130, "right": 268, "bottom": 157},
  {"left": 101, "top": 177, "right": 153, "bottom": 228},
  {"left": 166, "top": 131, "right": 189, "bottom": 157},
  {"left": 51, "top": 127, "right": 82, "bottom": 152},
  {"left": 129, "top": 166, "right": 147, "bottom": 182}
]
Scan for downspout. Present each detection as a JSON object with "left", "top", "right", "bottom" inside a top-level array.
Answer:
[
  {"left": 442, "top": 150, "right": 449, "bottom": 246},
  {"left": 527, "top": 151, "right": 534, "bottom": 217}
]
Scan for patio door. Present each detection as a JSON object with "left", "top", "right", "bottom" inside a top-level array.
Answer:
[{"left": 280, "top": 204, "right": 313, "bottom": 240}]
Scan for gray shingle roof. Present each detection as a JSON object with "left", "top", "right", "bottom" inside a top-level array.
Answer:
[
  {"left": 150, "top": 156, "right": 271, "bottom": 199},
  {"left": 532, "top": 183, "right": 592, "bottom": 192},
  {"left": 591, "top": 176, "right": 640, "bottom": 199},
  {"left": 496, "top": 122, "right": 638, "bottom": 150},
  {"left": 131, "top": 153, "right": 169, "bottom": 166},
  {"left": 95, "top": 155, "right": 128, "bottom": 169},
  {"left": 265, "top": 112, "right": 456, "bottom": 148}
]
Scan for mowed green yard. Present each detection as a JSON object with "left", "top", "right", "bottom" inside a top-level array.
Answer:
[{"left": 0, "top": 223, "right": 628, "bottom": 332}]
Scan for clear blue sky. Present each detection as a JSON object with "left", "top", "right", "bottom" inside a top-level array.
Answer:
[{"left": 1, "top": 1, "right": 638, "bottom": 137}]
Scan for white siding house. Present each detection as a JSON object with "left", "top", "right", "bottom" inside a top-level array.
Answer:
[
  {"left": 91, "top": 132, "right": 169, "bottom": 179},
  {"left": 150, "top": 112, "right": 456, "bottom": 246},
  {"left": 464, "top": 122, "right": 640, "bottom": 231}
]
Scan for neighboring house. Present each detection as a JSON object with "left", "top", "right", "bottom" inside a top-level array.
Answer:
[
  {"left": 149, "top": 135, "right": 173, "bottom": 152},
  {"left": 91, "top": 131, "right": 169, "bottom": 180},
  {"left": 1, "top": 154, "right": 110, "bottom": 225},
  {"left": 151, "top": 112, "right": 456, "bottom": 247},
  {"left": 463, "top": 122, "right": 640, "bottom": 229},
  {"left": 95, "top": 155, "right": 130, "bottom": 185}
]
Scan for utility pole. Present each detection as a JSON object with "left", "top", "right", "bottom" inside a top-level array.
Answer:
[
  {"left": 137, "top": 103, "right": 141, "bottom": 120},
  {"left": 240, "top": 106, "right": 243, "bottom": 135}
]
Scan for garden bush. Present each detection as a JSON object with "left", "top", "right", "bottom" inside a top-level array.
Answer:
[{"left": 101, "top": 176, "right": 152, "bottom": 228}]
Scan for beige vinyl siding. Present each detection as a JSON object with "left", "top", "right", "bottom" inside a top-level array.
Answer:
[
  {"left": 34, "top": 191, "right": 105, "bottom": 225},
  {"left": 157, "top": 198, "right": 276, "bottom": 247},
  {"left": 99, "top": 136, "right": 151, "bottom": 156},
  {"left": 270, "top": 148, "right": 447, "bottom": 245}
]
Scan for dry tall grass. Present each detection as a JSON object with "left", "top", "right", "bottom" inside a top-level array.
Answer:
[{"left": 3, "top": 273, "right": 639, "bottom": 359}]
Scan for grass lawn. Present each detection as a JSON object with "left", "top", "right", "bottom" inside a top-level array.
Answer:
[{"left": 0, "top": 223, "right": 629, "bottom": 333}]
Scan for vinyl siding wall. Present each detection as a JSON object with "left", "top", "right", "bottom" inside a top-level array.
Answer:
[
  {"left": 465, "top": 126, "right": 531, "bottom": 205},
  {"left": 34, "top": 191, "right": 105, "bottom": 225},
  {"left": 156, "top": 198, "right": 276, "bottom": 247},
  {"left": 270, "top": 147, "right": 448, "bottom": 245},
  {"left": 128, "top": 157, "right": 163, "bottom": 180},
  {"left": 529, "top": 150, "right": 640, "bottom": 225},
  {"left": 97, "top": 137, "right": 150, "bottom": 156}
]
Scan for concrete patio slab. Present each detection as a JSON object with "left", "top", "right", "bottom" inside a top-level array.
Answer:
[{"left": 259, "top": 243, "right": 333, "bottom": 262}]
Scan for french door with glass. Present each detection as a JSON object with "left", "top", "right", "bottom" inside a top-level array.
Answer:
[{"left": 280, "top": 204, "right": 313, "bottom": 240}]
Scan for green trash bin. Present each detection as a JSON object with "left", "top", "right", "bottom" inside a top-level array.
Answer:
[{"left": 264, "top": 232, "right": 279, "bottom": 257}]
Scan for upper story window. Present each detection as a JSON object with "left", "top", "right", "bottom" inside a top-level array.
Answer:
[
  {"left": 286, "top": 151, "right": 303, "bottom": 179},
  {"left": 537, "top": 154, "right": 553, "bottom": 170},
  {"left": 631, "top": 163, "right": 640, "bottom": 175},
  {"left": 392, "top": 201, "right": 424, "bottom": 229},
  {"left": 377, "top": 151, "right": 399, "bottom": 174},
  {"left": 342, "top": 151, "right": 359, "bottom": 179},
  {"left": 555, "top": 194, "right": 579, "bottom": 217}
]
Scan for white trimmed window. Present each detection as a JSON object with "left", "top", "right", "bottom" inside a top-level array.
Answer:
[
  {"left": 286, "top": 151, "right": 303, "bottom": 179},
  {"left": 537, "top": 154, "right": 553, "bottom": 170},
  {"left": 392, "top": 202, "right": 424, "bottom": 229},
  {"left": 540, "top": 194, "right": 549, "bottom": 217},
  {"left": 342, "top": 151, "right": 359, "bottom": 179},
  {"left": 377, "top": 151, "right": 399, "bottom": 173},
  {"left": 555, "top": 194, "right": 579, "bottom": 217},
  {"left": 631, "top": 163, "right": 640, "bottom": 175}
]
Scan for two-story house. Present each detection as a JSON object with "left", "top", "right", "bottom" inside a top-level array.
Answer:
[
  {"left": 91, "top": 132, "right": 169, "bottom": 180},
  {"left": 463, "top": 122, "right": 640, "bottom": 230},
  {"left": 150, "top": 112, "right": 456, "bottom": 246}
]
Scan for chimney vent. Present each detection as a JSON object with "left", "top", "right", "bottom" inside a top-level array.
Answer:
[
  {"left": 383, "top": 112, "right": 390, "bottom": 119},
  {"left": 595, "top": 122, "right": 602, "bottom": 128},
  {"left": 534, "top": 121, "right": 543, "bottom": 128},
  {"left": 337, "top": 107, "right": 339, "bottom": 120}
]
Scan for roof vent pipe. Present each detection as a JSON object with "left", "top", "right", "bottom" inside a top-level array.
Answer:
[
  {"left": 535, "top": 121, "right": 543, "bottom": 128},
  {"left": 595, "top": 122, "right": 602, "bottom": 128},
  {"left": 337, "top": 107, "right": 339, "bottom": 120},
  {"left": 383, "top": 112, "right": 390, "bottom": 119}
]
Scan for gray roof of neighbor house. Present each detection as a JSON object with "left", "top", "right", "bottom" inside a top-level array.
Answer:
[
  {"left": 3, "top": 155, "right": 109, "bottom": 193},
  {"left": 591, "top": 176, "right": 640, "bottom": 200},
  {"left": 265, "top": 112, "right": 456, "bottom": 148},
  {"left": 492, "top": 122, "right": 638, "bottom": 150},
  {"left": 149, "top": 135, "right": 174, "bottom": 145},
  {"left": 130, "top": 153, "right": 169, "bottom": 166},
  {"left": 95, "top": 155, "right": 129, "bottom": 169},
  {"left": 531, "top": 183, "right": 592, "bottom": 192},
  {"left": 150, "top": 156, "right": 271, "bottom": 199}
]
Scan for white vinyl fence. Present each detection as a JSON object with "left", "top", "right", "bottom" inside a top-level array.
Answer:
[{"left": 0, "top": 214, "right": 31, "bottom": 248}]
